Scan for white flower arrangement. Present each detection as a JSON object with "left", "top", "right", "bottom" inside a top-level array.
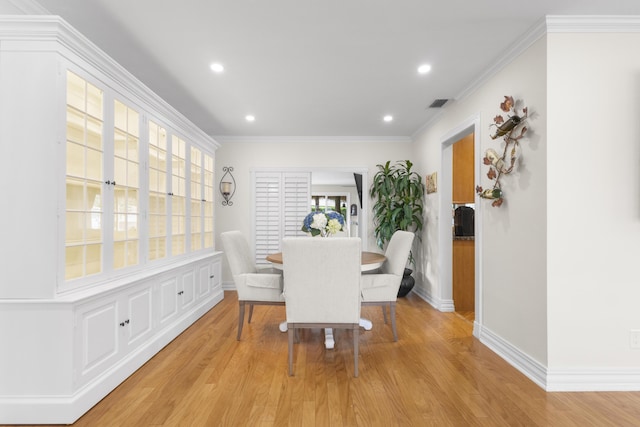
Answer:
[{"left": 301, "top": 211, "right": 345, "bottom": 237}]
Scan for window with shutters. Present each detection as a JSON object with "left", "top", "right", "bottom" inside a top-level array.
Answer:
[{"left": 252, "top": 171, "right": 310, "bottom": 266}]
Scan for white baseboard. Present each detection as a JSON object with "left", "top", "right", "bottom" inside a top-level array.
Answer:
[
  {"left": 476, "top": 324, "right": 548, "bottom": 390},
  {"left": 0, "top": 290, "right": 224, "bottom": 425},
  {"left": 546, "top": 368, "right": 640, "bottom": 392},
  {"left": 411, "top": 286, "right": 454, "bottom": 312},
  {"left": 222, "top": 280, "right": 236, "bottom": 291},
  {"left": 478, "top": 325, "right": 640, "bottom": 391},
  {"left": 406, "top": 288, "right": 640, "bottom": 392}
]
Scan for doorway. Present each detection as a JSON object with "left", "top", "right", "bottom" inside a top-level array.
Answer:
[
  {"left": 452, "top": 133, "right": 475, "bottom": 323},
  {"left": 438, "top": 115, "right": 482, "bottom": 337}
]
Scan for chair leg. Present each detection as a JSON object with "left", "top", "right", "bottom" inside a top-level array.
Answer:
[
  {"left": 353, "top": 325, "right": 359, "bottom": 377},
  {"left": 288, "top": 325, "right": 295, "bottom": 376},
  {"left": 390, "top": 302, "right": 398, "bottom": 342},
  {"left": 237, "top": 301, "right": 246, "bottom": 340},
  {"left": 248, "top": 304, "right": 254, "bottom": 323},
  {"left": 381, "top": 305, "right": 388, "bottom": 324}
]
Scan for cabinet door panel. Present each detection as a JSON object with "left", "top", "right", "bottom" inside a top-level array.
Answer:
[
  {"left": 181, "top": 270, "right": 196, "bottom": 310},
  {"left": 126, "top": 286, "right": 153, "bottom": 347},
  {"left": 79, "top": 300, "right": 119, "bottom": 375},
  {"left": 210, "top": 260, "right": 221, "bottom": 292},
  {"left": 198, "top": 263, "right": 210, "bottom": 298},
  {"left": 158, "top": 277, "right": 179, "bottom": 326}
]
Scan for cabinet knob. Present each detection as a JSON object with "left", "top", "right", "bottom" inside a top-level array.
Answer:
[
  {"left": 119, "top": 321, "right": 125, "bottom": 327},
  {"left": 210, "top": 275, "right": 214, "bottom": 279},
  {"left": 178, "top": 291, "right": 184, "bottom": 295}
]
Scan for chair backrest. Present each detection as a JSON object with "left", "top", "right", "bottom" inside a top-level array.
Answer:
[
  {"left": 381, "top": 230, "right": 414, "bottom": 276},
  {"left": 283, "top": 237, "right": 361, "bottom": 324},
  {"left": 220, "top": 231, "right": 258, "bottom": 277}
]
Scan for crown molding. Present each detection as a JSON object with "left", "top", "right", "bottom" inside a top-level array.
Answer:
[
  {"left": 453, "top": 17, "right": 548, "bottom": 103},
  {"left": 413, "top": 15, "right": 640, "bottom": 140},
  {"left": 213, "top": 135, "right": 412, "bottom": 144},
  {"left": 546, "top": 15, "right": 640, "bottom": 32},
  {"left": 0, "top": 15, "right": 219, "bottom": 149}
]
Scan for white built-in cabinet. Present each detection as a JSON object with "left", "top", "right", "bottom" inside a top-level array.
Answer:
[
  {"left": 0, "top": 17, "right": 223, "bottom": 424},
  {"left": 74, "top": 280, "right": 156, "bottom": 389},
  {"left": 74, "top": 256, "right": 220, "bottom": 391}
]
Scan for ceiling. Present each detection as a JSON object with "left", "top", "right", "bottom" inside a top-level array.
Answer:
[{"left": 29, "top": 1, "right": 640, "bottom": 140}]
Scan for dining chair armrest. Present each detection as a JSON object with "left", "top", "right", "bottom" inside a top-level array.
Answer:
[
  {"left": 361, "top": 273, "right": 399, "bottom": 289},
  {"left": 245, "top": 273, "right": 283, "bottom": 290}
]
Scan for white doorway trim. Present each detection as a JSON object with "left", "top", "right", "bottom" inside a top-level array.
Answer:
[{"left": 438, "top": 113, "right": 482, "bottom": 338}]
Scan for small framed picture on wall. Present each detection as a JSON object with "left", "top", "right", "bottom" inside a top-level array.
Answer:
[{"left": 426, "top": 172, "right": 437, "bottom": 194}]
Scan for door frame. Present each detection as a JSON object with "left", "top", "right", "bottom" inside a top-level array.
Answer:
[{"left": 438, "top": 113, "right": 482, "bottom": 338}]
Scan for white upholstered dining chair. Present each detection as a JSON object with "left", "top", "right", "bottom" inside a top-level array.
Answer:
[
  {"left": 361, "top": 230, "right": 414, "bottom": 341},
  {"left": 282, "top": 237, "right": 362, "bottom": 377},
  {"left": 221, "top": 231, "right": 284, "bottom": 340}
]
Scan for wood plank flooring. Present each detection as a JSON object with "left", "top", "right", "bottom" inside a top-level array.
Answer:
[{"left": 26, "top": 292, "right": 640, "bottom": 426}]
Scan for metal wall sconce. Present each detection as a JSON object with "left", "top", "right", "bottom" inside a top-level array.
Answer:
[{"left": 220, "top": 166, "right": 236, "bottom": 206}]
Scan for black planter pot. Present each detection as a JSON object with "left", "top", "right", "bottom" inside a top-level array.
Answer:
[{"left": 397, "top": 268, "right": 415, "bottom": 297}]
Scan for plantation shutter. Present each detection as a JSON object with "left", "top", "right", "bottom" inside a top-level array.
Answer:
[
  {"left": 252, "top": 171, "right": 310, "bottom": 266},
  {"left": 283, "top": 172, "right": 311, "bottom": 238}
]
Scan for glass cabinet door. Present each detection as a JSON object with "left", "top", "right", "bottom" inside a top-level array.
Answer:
[
  {"left": 203, "top": 154, "right": 214, "bottom": 249},
  {"left": 65, "top": 71, "right": 104, "bottom": 280},
  {"left": 64, "top": 71, "right": 215, "bottom": 288},
  {"left": 113, "top": 99, "right": 140, "bottom": 270},
  {"left": 148, "top": 120, "right": 168, "bottom": 261},
  {"left": 190, "top": 146, "right": 203, "bottom": 251},
  {"left": 171, "top": 136, "right": 186, "bottom": 256}
]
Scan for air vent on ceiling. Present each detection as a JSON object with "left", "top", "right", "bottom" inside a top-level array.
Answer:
[{"left": 428, "top": 99, "right": 449, "bottom": 108}]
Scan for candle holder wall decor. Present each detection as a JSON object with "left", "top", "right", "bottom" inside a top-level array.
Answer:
[
  {"left": 220, "top": 166, "right": 236, "bottom": 206},
  {"left": 476, "top": 95, "right": 529, "bottom": 207}
]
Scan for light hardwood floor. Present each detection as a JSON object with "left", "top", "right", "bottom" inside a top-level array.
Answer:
[{"left": 29, "top": 291, "right": 640, "bottom": 426}]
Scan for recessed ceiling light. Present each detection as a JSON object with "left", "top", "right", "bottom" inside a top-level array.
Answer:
[
  {"left": 418, "top": 64, "right": 431, "bottom": 74},
  {"left": 383, "top": 115, "right": 393, "bottom": 122},
  {"left": 245, "top": 115, "right": 255, "bottom": 122},
  {"left": 210, "top": 63, "right": 224, "bottom": 73}
]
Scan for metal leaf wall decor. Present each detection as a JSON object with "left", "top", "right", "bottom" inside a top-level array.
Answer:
[{"left": 476, "top": 95, "right": 529, "bottom": 207}]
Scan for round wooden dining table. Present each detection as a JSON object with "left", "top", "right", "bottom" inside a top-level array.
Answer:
[
  {"left": 266, "top": 251, "right": 385, "bottom": 272},
  {"left": 266, "top": 250, "right": 386, "bottom": 349}
]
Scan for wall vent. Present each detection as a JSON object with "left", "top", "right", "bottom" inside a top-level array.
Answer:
[{"left": 428, "top": 99, "right": 449, "bottom": 108}]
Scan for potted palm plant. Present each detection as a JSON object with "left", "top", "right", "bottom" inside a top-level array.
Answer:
[{"left": 370, "top": 160, "right": 425, "bottom": 296}]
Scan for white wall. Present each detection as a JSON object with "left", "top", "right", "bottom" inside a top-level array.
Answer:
[
  {"left": 412, "top": 37, "right": 548, "bottom": 365},
  {"left": 215, "top": 139, "right": 412, "bottom": 283},
  {"left": 547, "top": 32, "right": 640, "bottom": 369}
]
